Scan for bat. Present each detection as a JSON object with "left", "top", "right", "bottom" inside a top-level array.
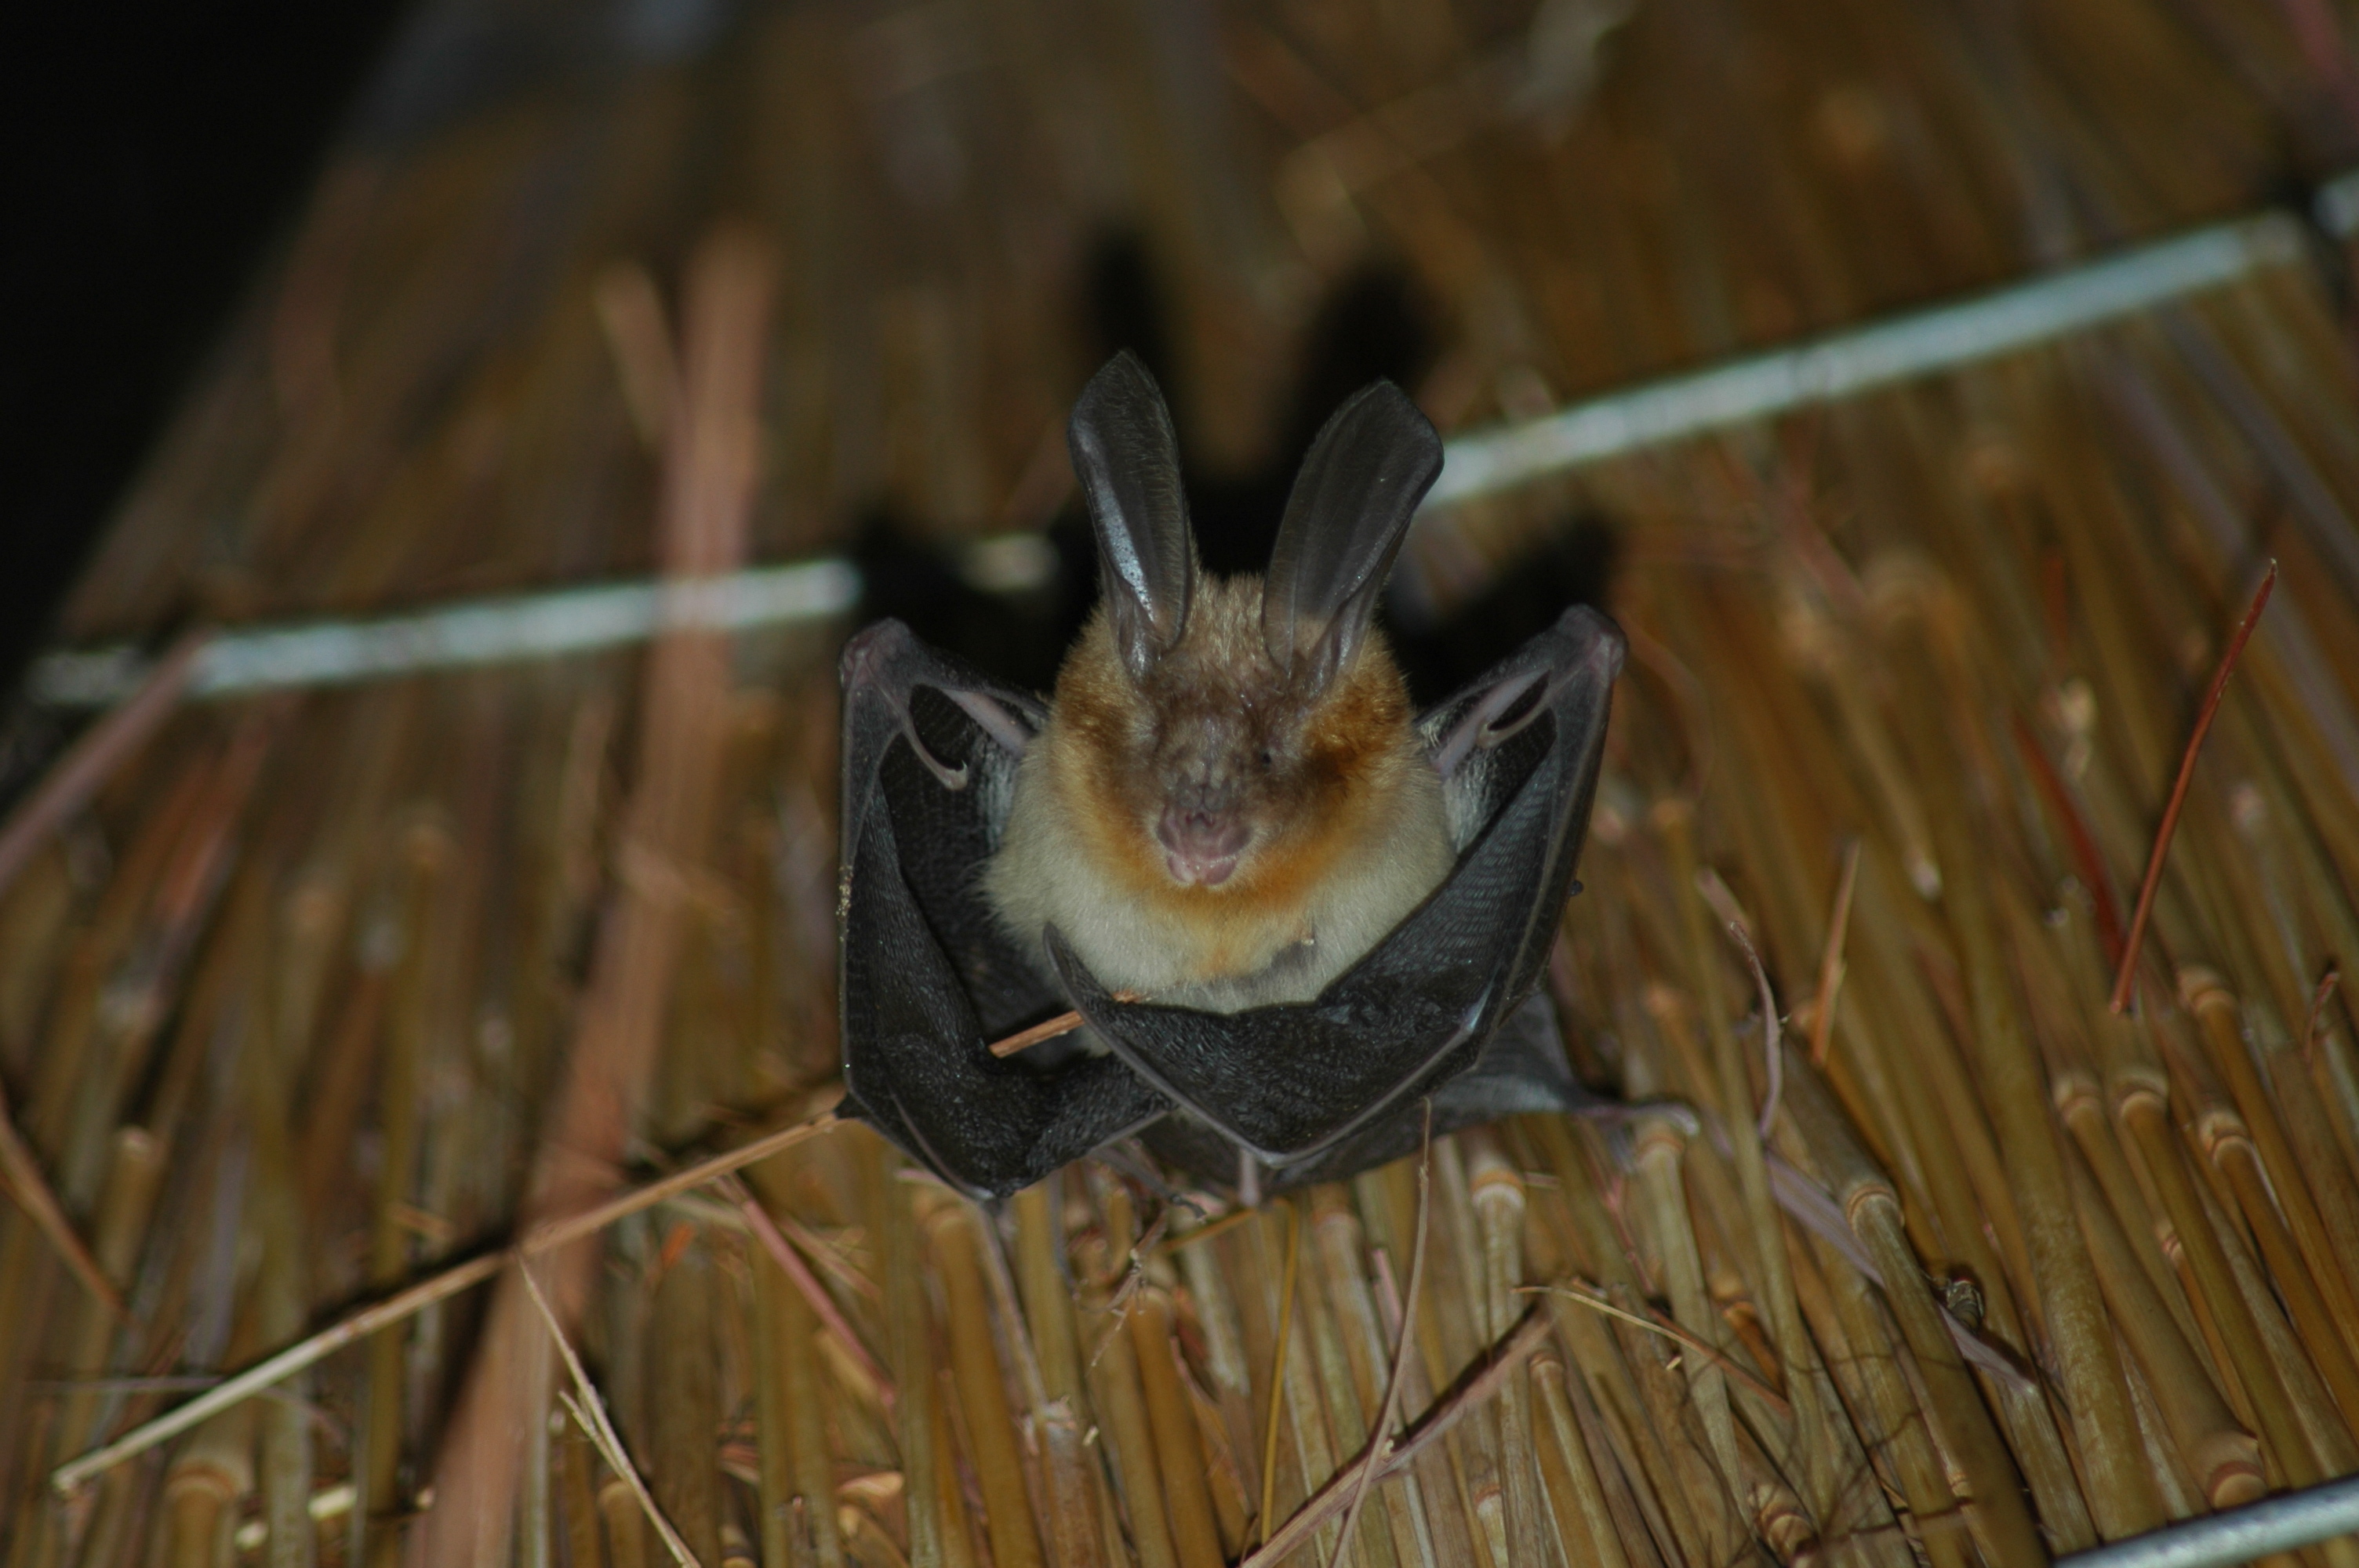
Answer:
[{"left": 837, "top": 353, "right": 1624, "bottom": 1200}]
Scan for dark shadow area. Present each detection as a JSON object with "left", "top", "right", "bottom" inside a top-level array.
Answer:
[
  {"left": 857, "top": 223, "right": 1619, "bottom": 707},
  {"left": 0, "top": 0, "right": 412, "bottom": 695}
]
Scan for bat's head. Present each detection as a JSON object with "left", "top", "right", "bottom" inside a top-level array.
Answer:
[{"left": 1042, "top": 351, "right": 1448, "bottom": 909}]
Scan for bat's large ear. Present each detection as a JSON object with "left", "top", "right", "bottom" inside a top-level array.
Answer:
[
  {"left": 1262, "top": 381, "right": 1442, "bottom": 695},
  {"left": 1069, "top": 352, "right": 1196, "bottom": 681}
]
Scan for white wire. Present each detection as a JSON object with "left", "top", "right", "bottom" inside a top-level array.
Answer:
[
  {"left": 1420, "top": 212, "right": 2306, "bottom": 508},
  {"left": 31, "top": 183, "right": 2356, "bottom": 707},
  {"left": 32, "top": 559, "right": 859, "bottom": 706},
  {"left": 2055, "top": 1475, "right": 2359, "bottom": 1568}
]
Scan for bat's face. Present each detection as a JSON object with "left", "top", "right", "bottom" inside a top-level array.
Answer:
[
  {"left": 1044, "top": 582, "right": 1427, "bottom": 900},
  {"left": 994, "top": 570, "right": 1455, "bottom": 1010}
]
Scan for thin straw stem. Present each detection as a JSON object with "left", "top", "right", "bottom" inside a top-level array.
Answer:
[
  {"left": 0, "top": 1072, "right": 127, "bottom": 1322},
  {"left": 723, "top": 1173, "right": 893, "bottom": 1405},
  {"left": 2111, "top": 561, "right": 2277, "bottom": 1013},
  {"left": 1325, "top": 1110, "right": 1430, "bottom": 1568},
  {"left": 0, "top": 630, "right": 207, "bottom": 893},
  {"left": 1255, "top": 1199, "right": 1302, "bottom": 1551},
  {"left": 524, "top": 1265, "right": 703, "bottom": 1568},
  {"left": 1808, "top": 840, "right": 1861, "bottom": 1069},
  {"left": 1240, "top": 1307, "right": 1554, "bottom": 1568},
  {"left": 52, "top": 1107, "right": 838, "bottom": 1494}
]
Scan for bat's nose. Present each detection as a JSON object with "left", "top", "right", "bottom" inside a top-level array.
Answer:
[{"left": 1158, "top": 805, "right": 1248, "bottom": 886}]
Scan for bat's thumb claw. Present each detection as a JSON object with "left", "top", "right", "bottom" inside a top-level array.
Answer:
[{"left": 838, "top": 617, "right": 915, "bottom": 689}]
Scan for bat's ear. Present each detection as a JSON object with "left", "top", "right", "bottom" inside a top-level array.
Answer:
[
  {"left": 1262, "top": 380, "right": 1442, "bottom": 695},
  {"left": 1069, "top": 351, "right": 1197, "bottom": 681}
]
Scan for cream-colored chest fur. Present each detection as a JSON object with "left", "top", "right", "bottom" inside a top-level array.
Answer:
[{"left": 983, "top": 726, "right": 1455, "bottom": 1012}]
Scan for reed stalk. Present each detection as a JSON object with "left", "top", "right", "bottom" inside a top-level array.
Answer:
[
  {"left": 1524, "top": 1118, "right": 1720, "bottom": 1568},
  {"left": 2112, "top": 1024, "right": 2327, "bottom": 1488},
  {"left": 1778, "top": 1042, "right": 2046, "bottom": 1564},
  {"left": 2064, "top": 1134, "right": 2263, "bottom": 1506},
  {"left": 1355, "top": 1168, "right": 1478, "bottom": 1568},
  {"left": 1525, "top": 1351, "right": 1628, "bottom": 1568},
  {"left": 921, "top": 1195, "right": 1046, "bottom": 1568},
  {"left": 2186, "top": 967, "right": 2359, "bottom": 1347},
  {"left": 880, "top": 1147, "right": 941, "bottom": 1568},
  {"left": 1787, "top": 1224, "right": 1972, "bottom": 1568},
  {"left": 1881, "top": 593, "right": 2154, "bottom": 1545},
  {"left": 1463, "top": 1136, "right": 1549, "bottom": 1568},
  {"left": 932, "top": 1369, "right": 982, "bottom": 1568},
  {"left": 1010, "top": 1178, "right": 1111, "bottom": 1568},
  {"left": 1127, "top": 1287, "right": 1226, "bottom": 1568},
  {"left": 1310, "top": 1188, "right": 1427, "bottom": 1568},
  {"left": 652, "top": 1237, "right": 725, "bottom": 1565},
  {"left": 756, "top": 1178, "right": 848, "bottom": 1568},
  {"left": 1626, "top": 1111, "right": 1741, "bottom": 1491},
  {"left": 1077, "top": 1234, "right": 1180, "bottom": 1568}
]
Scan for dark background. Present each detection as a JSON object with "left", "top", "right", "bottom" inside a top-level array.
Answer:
[{"left": 0, "top": 0, "right": 410, "bottom": 691}]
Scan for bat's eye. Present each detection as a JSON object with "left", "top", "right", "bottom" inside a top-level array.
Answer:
[{"left": 1257, "top": 746, "right": 1276, "bottom": 771}]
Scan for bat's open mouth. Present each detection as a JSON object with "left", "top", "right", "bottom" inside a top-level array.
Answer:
[
  {"left": 1157, "top": 804, "right": 1247, "bottom": 884},
  {"left": 1164, "top": 847, "right": 1239, "bottom": 885}
]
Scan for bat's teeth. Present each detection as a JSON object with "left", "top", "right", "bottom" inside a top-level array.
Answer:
[{"left": 1157, "top": 803, "right": 1248, "bottom": 884}]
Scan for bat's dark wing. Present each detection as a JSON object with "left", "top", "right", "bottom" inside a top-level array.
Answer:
[
  {"left": 1128, "top": 989, "right": 1597, "bottom": 1188},
  {"left": 838, "top": 619, "right": 1169, "bottom": 1197},
  {"left": 1048, "top": 605, "right": 1623, "bottom": 1186}
]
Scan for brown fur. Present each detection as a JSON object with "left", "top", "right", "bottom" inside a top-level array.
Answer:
[{"left": 986, "top": 576, "right": 1454, "bottom": 1011}]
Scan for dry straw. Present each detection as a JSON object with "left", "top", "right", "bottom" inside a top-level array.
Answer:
[{"left": 9, "top": 1, "right": 2359, "bottom": 1566}]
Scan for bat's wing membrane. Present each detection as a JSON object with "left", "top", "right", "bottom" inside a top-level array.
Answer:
[
  {"left": 838, "top": 619, "right": 1169, "bottom": 1197},
  {"left": 1054, "top": 606, "right": 1624, "bottom": 1178}
]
